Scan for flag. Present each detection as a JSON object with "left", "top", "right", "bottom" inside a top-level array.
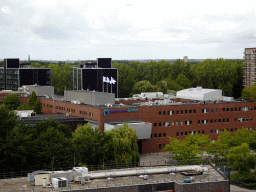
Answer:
[
  {"left": 103, "top": 76, "right": 108, "bottom": 82},
  {"left": 110, "top": 77, "right": 116, "bottom": 84},
  {"left": 106, "top": 77, "right": 111, "bottom": 83}
]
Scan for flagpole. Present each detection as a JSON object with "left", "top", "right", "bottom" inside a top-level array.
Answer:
[
  {"left": 111, "top": 83, "right": 112, "bottom": 93},
  {"left": 103, "top": 82, "right": 104, "bottom": 93}
]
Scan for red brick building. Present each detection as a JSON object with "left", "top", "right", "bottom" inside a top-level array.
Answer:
[{"left": 38, "top": 96, "right": 256, "bottom": 153}]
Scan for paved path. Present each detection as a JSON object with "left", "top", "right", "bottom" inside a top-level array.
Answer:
[{"left": 140, "top": 152, "right": 256, "bottom": 192}]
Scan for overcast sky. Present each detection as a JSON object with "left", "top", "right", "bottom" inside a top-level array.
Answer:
[{"left": 1, "top": 0, "right": 256, "bottom": 60}]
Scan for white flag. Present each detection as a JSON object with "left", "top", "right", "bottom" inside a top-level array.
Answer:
[
  {"left": 110, "top": 77, "right": 116, "bottom": 84},
  {"left": 103, "top": 76, "right": 107, "bottom": 82},
  {"left": 106, "top": 77, "right": 111, "bottom": 83}
]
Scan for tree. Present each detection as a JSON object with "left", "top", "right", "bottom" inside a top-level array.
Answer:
[
  {"left": 156, "top": 81, "right": 168, "bottom": 94},
  {"left": 108, "top": 123, "right": 140, "bottom": 164},
  {"left": 228, "top": 143, "right": 256, "bottom": 174},
  {"left": 132, "top": 80, "right": 160, "bottom": 95},
  {"left": 175, "top": 74, "right": 192, "bottom": 89},
  {"left": 163, "top": 133, "right": 210, "bottom": 163},
  {"left": 241, "top": 83, "right": 256, "bottom": 101},
  {"left": 32, "top": 119, "right": 74, "bottom": 170},
  {"left": 28, "top": 91, "right": 37, "bottom": 107},
  {"left": 0, "top": 105, "right": 18, "bottom": 172},
  {"left": 206, "top": 129, "right": 232, "bottom": 157},
  {"left": 3, "top": 94, "right": 20, "bottom": 110},
  {"left": 73, "top": 123, "right": 115, "bottom": 166}
]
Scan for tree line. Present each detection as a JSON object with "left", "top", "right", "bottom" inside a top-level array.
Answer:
[
  {"left": 163, "top": 128, "right": 256, "bottom": 184},
  {"left": 0, "top": 104, "right": 140, "bottom": 173},
  {"left": 27, "top": 59, "right": 244, "bottom": 98}
]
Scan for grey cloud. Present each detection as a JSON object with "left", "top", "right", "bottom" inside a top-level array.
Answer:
[{"left": 33, "top": 25, "right": 70, "bottom": 40}]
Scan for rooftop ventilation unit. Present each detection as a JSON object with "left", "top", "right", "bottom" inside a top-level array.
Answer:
[{"left": 52, "top": 177, "right": 67, "bottom": 189}]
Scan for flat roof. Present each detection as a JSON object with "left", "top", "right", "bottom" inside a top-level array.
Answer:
[{"left": 17, "top": 113, "right": 84, "bottom": 122}]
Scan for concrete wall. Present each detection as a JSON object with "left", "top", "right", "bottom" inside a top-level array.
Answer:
[
  {"left": 64, "top": 90, "right": 115, "bottom": 105},
  {"left": 112, "top": 122, "right": 152, "bottom": 140},
  {"left": 174, "top": 180, "right": 229, "bottom": 192},
  {"left": 64, "top": 181, "right": 228, "bottom": 192},
  {"left": 28, "top": 85, "right": 54, "bottom": 97}
]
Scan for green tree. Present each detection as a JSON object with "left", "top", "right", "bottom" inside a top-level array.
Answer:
[
  {"left": 73, "top": 123, "right": 115, "bottom": 165},
  {"left": 28, "top": 91, "right": 37, "bottom": 107},
  {"left": 0, "top": 105, "right": 18, "bottom": 172},
  {"left": 241, "top": 83, "right": 256, "bottom": 101},
  {"left": 32, "top": 119, "right": 74, "bottom": 170},
  {"left": 228, "top": 143, "right": 256, "bottom": 174},
  {"left": 175, "top": 74, "right": 192, "bottom": 89},
  {"left": 132, "top": 80, "right": 160, "bottom": 95},
  {"left": 206, "top": 129, "right": 232, "bottom": 157},
  {"left": 3, "top": 94, "right": 20, "bottom": 110},
  {"left": 108, "top": 123, "right": 140, "bottom": 164},
  {"left": 113, "top": 63, "right": 136, "bottom": 98},
  {"left": 156, "top": 81, "right": 168, "bottom": 94},
  {"left": 163, "top": 133, "right": 210, "bottom": 163}
]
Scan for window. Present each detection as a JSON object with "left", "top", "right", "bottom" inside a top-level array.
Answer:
[
  {"left": 154, "top": 123, "right": 157, "bottom": 127},
  {"left": 231, "top": 108, "right": 233, "bottom": 112},
  {"left": 176, "top": 121, "right": 179, "bottom": 125},
  {"left": 246, "top": 117, "right": 249, "bottom": 121},
  {"left": 254, "top": 106, "right": 256, "bottom": 110},
  {"left": 159, "top": 144, "right": 162, "bottom": 150},
  {"left": 172, "top": 111, "right": 175, "bottom": 115},
  {"left": 219, "top": 119, "right": 221, "bottom": 123},
  {"left": 235, "top": 107, "right": 237, "bottom": 111},
  {"left": 238, "top": 107, "right": 241, "bottom": 111},
  {"left": 181, "top": 110, "right": 183, "bottom": 114},
  {"left": 202, "top": 131, "right": 204, "bottom": 134},
  {"left": 230, "top": 128, "right": 233, "bottom": 132},
  {"left": 250, "top": 107, "right": 253, "bottom": 110},
  {"left": 151, "top": 134, "right": 152, "bottom": 138},
  {"left": 159, "top": 133, "right": 161, "bottom": 137},
  {"left": 189, "top": 110, "right": 192, "bottom": 114},
  {"left": 163, "top": 122, "right": 170, "bottom": 126},
  {"left": 176, "top": 110, "right": 179, "bottom": 114},
  {"left": 227, "top": 119, "right": 229, "bottom": 122},
  {"left": 163, "top": 133, "right": 166, "bottom": 137},
  {"left": 234, "top": 118, "right": 237, "bottom": 122},
  {"left": 181, "top": 132, "right": 184, "bottom": 136},
  {"left": 215, "top": 129, "right": 221, "bottom": 134},
  {"left": 198, "top": 120, "right": 200, "bottom": 124},
  {"left": 198, "top": 131, "right": 200, "bottom": 134},
  {"left": 172, "top": 122, "right": 175, "bottom": 126},
  {"left": 163, "top": 111, "right": 166, "bottom": 115},
  {"left": 210, "top": 109, "right": 213, "bottom": 113},
  {"left": 163, "top": 144, "right": 166, "bottom": 148},
  {"left": 168, "top": 111, "right": 175, "bottom": 115},
  {"left": 194, "top": 109, "right": 196, "bottom": 113},
  {"left": 223, "top": 119, "right": 225, "bottom": 122},
  {"left": 180, "top": 121, "right": 183, "bottom": 125},
  {"left": 202, "top": 109, "right": 208, "bottom": 113},
  {"left": 223, "top": 108, "right": 225, "bottom": 112},
  {"left": 250, "top": 117, "right": 252, "bottom": 121},
  {"left": 227, "top": 108, "right": 229, "bottom": 112},
  {"left": 154, "top": 134, "right": 157, "bottom": 138},
  {"left": 210, "top": 130, "right": 213, "bottom": 134},
  {"left": 90, "top": 112, "right": 93, "bottom": 117},
  {"left": 214, "top": 119, "right": 217, "bottom": 123},
  {"left": 210, "top": 119, "right": 213, "bottom": 124},
  {"left": 176, "top": 132, "right": 179, "bottom": 136},
  {"left": 235, "top": 128, "right": 237, "bottom": 132},
  {"left": 185, "top": 110, "right": 187, "bottom": 114},
  {"left": 159, "top": 123, "right": 161, "bottom": 127},
  {"left": 185, "top": 132, "right": 188, "bottom": 135},
  {"left": 242, "top": 107, "right": 248, "bottom": 111},
  {"left": 214, "top": 109, "right": 217, "bottom": 113},
  {"left": 159, "top": 111, "right": 161, "bottom": 115}
]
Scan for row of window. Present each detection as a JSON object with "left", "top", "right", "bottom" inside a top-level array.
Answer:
[
  {"left": 151, "top": 133, "right": 167, "bottom": 138},
  {"left": 42, "top": 104, "right": 94, "bottom": 117},
  {"left": 158, "top": 106, "right": 256, "bottom": 116},
  {"left": 154, "top": 117, "right": 253, "bottom": 127}
]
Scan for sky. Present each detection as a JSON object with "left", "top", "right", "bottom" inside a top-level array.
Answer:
[{"left": 1, "top": 0, "right": 256, "bottom": 60}]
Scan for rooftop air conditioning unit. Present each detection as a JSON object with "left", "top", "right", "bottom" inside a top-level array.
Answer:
[{"left": 52, "top": 177, "right": 67, "bottom": 189}]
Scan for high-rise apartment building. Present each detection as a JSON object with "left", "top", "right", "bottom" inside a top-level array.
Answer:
[
  {"left": 0, "top": 58, "right": 51, "bottom": 91},
  {"left": 244, "top": 48, "right": 256, "bottom": 87}
]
